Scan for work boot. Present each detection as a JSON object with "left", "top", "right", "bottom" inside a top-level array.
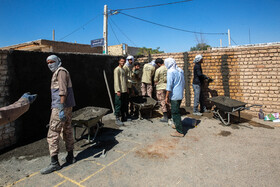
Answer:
[
  {"left": 160, "top": 112, "right": 168, "bottom": 123},
  {"left": 115, "top": 117, "right": 124, "bottom": 126},
  {"left": 126, "top": 114, "right": 132, "bottom": 121},
  {"left": 40, "top": 155, "right": 61, "bottom": 174},
  {"left": 62, "top": 150, "right": 76, "bottom": 164},
  {"left": 193, "top": 112, "right": 203, "bottom": 116},
  {"left": 200, "top": 108, "right": 210, "bottom": 113}
]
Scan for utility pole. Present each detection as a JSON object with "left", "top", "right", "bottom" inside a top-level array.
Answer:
[
  {"left": 52, "top": 29, "right": 55, "bottom": 41},
  {"left": 228, "top": 29, "right": 231, "bottom": 46},
  {"left": 103, "top": 5, "right": 108, "bottom": 54},
  {"left": 220, "top": 39, "right": 222, "bottom": 47},
  {"left": 249, "top": 28, "right": 251, "bottom": 44}
]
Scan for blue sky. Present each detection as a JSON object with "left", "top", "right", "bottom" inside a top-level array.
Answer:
[{"left": 0, "top": 0, "right": 279, "bottom": 52}]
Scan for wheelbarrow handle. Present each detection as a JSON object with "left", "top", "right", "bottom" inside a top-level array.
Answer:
[
  {"left": 232, "top": 104, "right": 263, "bottom": 112},
  {"left": 244, "top": 104, "right": 263, "bottom": 110}
]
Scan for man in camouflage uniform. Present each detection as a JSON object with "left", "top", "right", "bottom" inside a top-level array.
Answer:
[
  {"left": 41, "top": 55, "right": 76, "bottom": 174},
  {"left": 141, "top": 60, "right": 157, "bottom": 97},
  {"left": 154, "top": 58, "right": 170, "bottom": 122}
]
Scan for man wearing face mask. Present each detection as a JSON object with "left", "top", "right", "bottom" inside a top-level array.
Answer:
[
  {"left": 123, "top": 55, "right": 134, "bottom": 119},
  {"left": 41, "top": 55, "right": 76, "bottom": 174}
]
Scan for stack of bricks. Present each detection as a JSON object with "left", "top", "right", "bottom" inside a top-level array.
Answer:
[{"left": 0, "top": 50, "right": 17, "bottom": 150}]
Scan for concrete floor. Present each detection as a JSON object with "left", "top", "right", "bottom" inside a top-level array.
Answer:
[{"left": 1, "top": 111, "right": 280, "bottom": 187}]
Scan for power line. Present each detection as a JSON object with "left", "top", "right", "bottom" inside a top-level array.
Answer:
[
  {"left": 59, "top": 14, "right": 101, "bottom": 41},
  {"left": 119, "top": 12, "right": 227, "bottom": 35},
  {"left": 109, "top": 17, "right": 137, "bottom": 46},
  {"left": 108, "top": 19, "right": 121, "bottom": 44},
  {"left": 112, "top": 0, "right": 192, "bottom": 11},
  {"left": 230, "top": 37, "right": 238, "bottom": 45}
]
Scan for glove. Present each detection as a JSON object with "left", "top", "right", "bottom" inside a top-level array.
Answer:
[
  {"left": 58, "top": 103, "right": 66, "bottom": 122},
  {"left": 208, "top": 77, "right": 214, "bottom": 83},
  {"left": 21, "top": 92, "right": 37, "bottom": 103}
]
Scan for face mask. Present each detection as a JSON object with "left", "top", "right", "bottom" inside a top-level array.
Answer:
[{"left": 48, "top": 62, "right": 59, "bottom": 72}]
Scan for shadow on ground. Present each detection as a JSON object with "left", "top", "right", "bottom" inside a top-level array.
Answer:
[
  {"left": 73, "top": 127, "right": 122, "bottom": 162},
  {"left": 181, "top": 117, "right": 201, "bottom": 135}
]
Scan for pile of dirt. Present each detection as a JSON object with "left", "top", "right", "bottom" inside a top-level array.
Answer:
[
  {"left": 135, "top": 138, "right": 179, "bottom": 159},
  {"left": 72, "top": 107, "right": 109, "bottom": 121}
]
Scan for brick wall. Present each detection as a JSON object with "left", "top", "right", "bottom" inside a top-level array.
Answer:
[
  {"left": 108, "top": 44, "right": 124, "bottom": 55},
  {"left": 0, "top": 51, "right": 16, "bottom": 150},
  {"left": 0, "top": 39, "right": 103, "bottom": 54},
  {"left": 188, "top": 44, "right": 280, "bottom": 116},
  {"left": 136, "top": 43, "right": 280, "bottom": 116},
  {"left": 40, "top": 40, "right": 103, "bottom": 53}
]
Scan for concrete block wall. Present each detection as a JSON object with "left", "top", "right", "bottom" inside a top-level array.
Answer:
[{"left": 0, "top": 51, "right": 16, "bottom": 150}]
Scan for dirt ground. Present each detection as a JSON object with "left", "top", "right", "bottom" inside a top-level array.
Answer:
[{"left": 1, "top": 108, "right": 280, "bottom": 187}]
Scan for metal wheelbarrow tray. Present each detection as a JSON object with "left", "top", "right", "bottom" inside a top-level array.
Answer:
[
  {"left": 131, "top": 96, "right": 157, "bottom": 120},
  {"left": 72, "top": 106, "right": 109, "bottom": 142},
  {"left": 208, "top": 96, "right": 262, "bottom": 126}
]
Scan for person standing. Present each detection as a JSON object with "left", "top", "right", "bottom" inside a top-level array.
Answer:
[
  {"left": 123, "top": 56, "right": 135, "bottom": 119},
  {"left": 123, "top": 55, "right": 134, "bottom": 94},
  {"left": 154, "top": 58, "right": 169, "bottom": 122},
  {"left": 192, "top": 54, "right": 209, "bottom": 116},
  {"left": 141, "top": 60, "right": 157, "bottom": 97},
  {"left": 165, "top": 58, "right": 185, "bottom": 137},
  {"left": 114, "top": 57, "right": 128, "bottom": 125},
  {"left": 41, "top": 55, "right": 76, "bottom": 174},
  {"left": 132, "top": 62, "right": 141, "bottom": 95}
]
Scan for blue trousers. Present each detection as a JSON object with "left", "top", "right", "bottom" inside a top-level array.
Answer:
[{"left": 193, "top": 84, "right": 206, "bottom": 113}]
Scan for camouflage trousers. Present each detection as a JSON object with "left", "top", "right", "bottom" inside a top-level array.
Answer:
[
  {"left": 156, "top": 90, "right": 170, "bottom": 113},
  {"left": 141, "top": 83, "right": 153, "bottom": 97},
  {"left": 47, "top": 107, "right": 74, "bottom": 157}
]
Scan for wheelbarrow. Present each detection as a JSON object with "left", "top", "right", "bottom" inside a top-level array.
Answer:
[
  {"left": 208, "top": 96, "right": 262, "bottom": 126},
  {"left": 72, "top": 107, "right": 109, "bottom": 142},
  {"left": 131, "top": 96, "right": 157, "bottom": 120}
]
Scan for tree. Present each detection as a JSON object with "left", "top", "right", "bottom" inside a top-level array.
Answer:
[
  {"left": 190, "top": 43, "right": 211, "bottom": 51},
  {"left": 190, "top": 33, "right": 211, "bottom": 51},
  {"left": 137, "top": 47, "right": 164, "bottom": 55}
]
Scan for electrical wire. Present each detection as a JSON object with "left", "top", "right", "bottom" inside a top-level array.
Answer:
[
  {"left": 59, "top": 14, "right": 101, "bottom": 41},
  {"left": 230, "top": 37, "right": 238, "bottom": 45},
  {"left": 113, "top": 0, "right": 192, "bottom": 11},
  {"left": 109, "top": 17, "right": 138, "bottom": 46},
  {"left": 108, "top": 19, "right": 121, "bottom": 44},
  {"left": 119, "top": 12, "right": 227, "bottom": 35}
]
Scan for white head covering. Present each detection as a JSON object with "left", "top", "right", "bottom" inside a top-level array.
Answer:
[
  {"left": 193, "top": 54, "right": 203, "bottom": 63},
  {"left": 125, "top": 55, "right": 134, "bottom": 68},
  {"left": 164, "top": 58, "right": 183, "bottom": 72},
  {"left": 148, "top": 60, "right": 157, "bottom": 67},
  {"left": 46, "top": 55, "right": 62, "bottom": 72}
]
